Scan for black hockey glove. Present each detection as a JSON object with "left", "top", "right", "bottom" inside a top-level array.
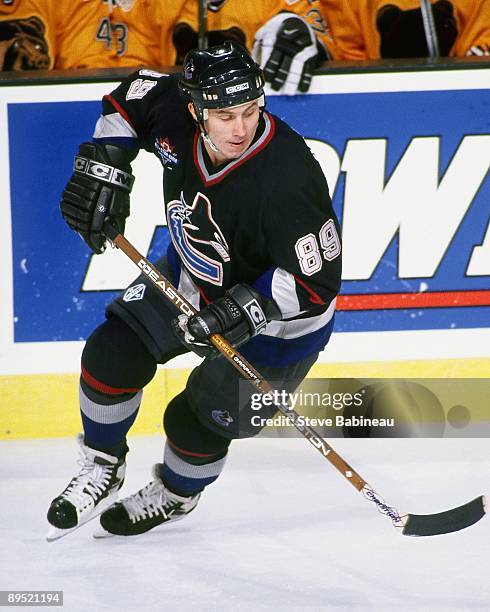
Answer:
[
  {"left": 253, "top": 13, "right": 325, "bottom": 94},
  {"left": 60, "top": 142, "right": 135, "bottom": 254},
  {"left": 173, "top": 284, "right": 282, "bottom": 358}
]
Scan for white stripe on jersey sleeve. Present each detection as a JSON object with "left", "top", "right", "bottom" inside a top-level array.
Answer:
[
  {"left": 178, "top": 267, "right": 201, "bottom": 311},
  {"left": 93, "top": 112, "right": 137, "bottom": 139},
  {"left": 263, "top": 298, "right": 336, "bottom": 340},
  {"left": 271, "top": 268, "right": 301, "bottom": 318}
]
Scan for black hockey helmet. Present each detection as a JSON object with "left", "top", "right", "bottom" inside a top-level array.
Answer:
[{"left": 178, "top": 40, "right": 265, "bottom": 121}]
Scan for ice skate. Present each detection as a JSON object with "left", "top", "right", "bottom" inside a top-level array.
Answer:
[
  {"left": 46, "top": 434, "right": 126, "bottom": 542},
  {"left": 94, "top": 464, "right": 200, "bottom": 537}
]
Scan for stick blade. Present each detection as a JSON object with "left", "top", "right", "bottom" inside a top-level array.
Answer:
[{"left": 402, "top": 495, "right": 486, "bottom": 537}]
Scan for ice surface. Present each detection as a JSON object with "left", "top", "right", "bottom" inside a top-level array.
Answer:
[{"left": 1, "top": 436, "right": 488, "bottom": 612}]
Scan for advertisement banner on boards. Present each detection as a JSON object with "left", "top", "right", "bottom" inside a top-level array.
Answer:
[{"left": 2, "top": 69, "right": 490, "bottom": 349}]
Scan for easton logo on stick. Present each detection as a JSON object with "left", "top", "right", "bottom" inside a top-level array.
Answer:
[{"left": 137, "top": 259, "right": 194, "bottom": 317}]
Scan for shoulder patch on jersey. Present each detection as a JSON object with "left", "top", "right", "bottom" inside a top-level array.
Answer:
[
  {"left": 126, "top": 79, "right": 157, "bottom": 100},
  {"left": 155, "top": 136, "right": 179, "bottom": 166},
  {"left": 0, "top": 15, "right": 50, "bottom": 69}
]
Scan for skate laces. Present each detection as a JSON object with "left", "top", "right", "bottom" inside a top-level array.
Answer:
[
  {"left": 61, "top": 455, "right": 115, "bottom": 508},
  {"left": 124, "top": 480, "right": 180, "bottom": 523}
]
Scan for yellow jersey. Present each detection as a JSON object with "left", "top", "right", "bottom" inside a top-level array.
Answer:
[
  {"left": 174, "top": 0, "right": 339, "bottom": 63},
  {"left": 323, "top": 0, "right": 490, "bottom": 60},
  {"left": 55, "top": 0, "right": 187, "bottom": 69},
  {"left": 1, "top": 0, "right": 187, "bottom": 70}
]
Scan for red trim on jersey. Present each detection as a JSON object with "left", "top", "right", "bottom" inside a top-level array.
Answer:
[
  {"left": 104, "top": 94, "right": 136, "bottom": 130},
  {"left": 293, "top": 275, "right": 326, "bottom": 305},
  {"left": 194, "top": 113, "right": 276, "bottom": 187},
  {"left": 167, "top": 438, "right": 216, "bottom": 458},
  {"left": 336, "top": 290, "right": 490, "bottom": 311},
  {"left": 81, "top": 365, "right": 140, "bottom": 395},
  {"left": 196, "top": 284, "right": 211, "bottom": 305}
]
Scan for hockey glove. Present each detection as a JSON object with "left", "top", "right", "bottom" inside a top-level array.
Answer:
[
  {"left": 60, "top": 142, "right": 135, "bottom": 254},
  {"left": 466, "top": 45, "right": 490, "bottom": 56},
  {"left": 173, "top": 284, "right": 281, "bottom": 358},
  {"left": 253, "top": 13, "right": 325, "bottom": 94}
]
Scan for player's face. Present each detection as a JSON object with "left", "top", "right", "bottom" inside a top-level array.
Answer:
[{"left": 200, "top": 100, "right": 260, "bottom": 164}]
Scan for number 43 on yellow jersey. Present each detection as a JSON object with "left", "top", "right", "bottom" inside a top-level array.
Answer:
[{"left": 96, "top": 17, "right": 128, "bottom": 56}]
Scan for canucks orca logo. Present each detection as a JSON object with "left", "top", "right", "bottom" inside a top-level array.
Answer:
[{"left": 167, "top": 191, "right": 230, "bottom": 286}]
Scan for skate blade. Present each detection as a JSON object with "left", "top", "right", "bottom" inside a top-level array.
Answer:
[
  {"left": 46, "top": 524, "right": 81, "bottom": 542},
  {"left": 92, "top": 526, "right": 115, "bottom": 539},
  {"left": 46, "top": 492, "right": 120, "bottom": 542}
]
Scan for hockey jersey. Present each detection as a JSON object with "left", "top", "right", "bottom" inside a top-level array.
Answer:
[
  {"left": 55, "top": 0, "right": 188, "bottom": 69},
  {"left": 0, "top": 0, "right": 187, "bottom": 70},
  {"left": 174, "top": 0, "right": 338, "bottom": 64},
  {"left": 92, "top": 70, "right": 342, "bottom": 365},
  {"left": 326, "top": 0, "right": 490, "bottom": 59}
]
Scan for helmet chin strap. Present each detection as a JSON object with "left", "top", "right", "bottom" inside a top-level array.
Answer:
[
  {"left": 196, "top": 107, "right": 221, "bottom": 154},
  {"left": 200, "top": 128, "right": 221, "bottom": 154}
]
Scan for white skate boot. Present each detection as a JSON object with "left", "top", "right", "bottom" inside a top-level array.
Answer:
[
  {"left": 46, "top": 434, "right": 126, "bottom": 541},
  {"left": 95, "top": 464, "right": 200, "bottom": 537}
]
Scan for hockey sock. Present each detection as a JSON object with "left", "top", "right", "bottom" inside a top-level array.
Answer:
[
  {"left": 162, "top": 391, "right": 231, "bottom": 496},
  {"left": 79, "top": 373, "right": 141, "bottom": 457},
  {"left": 79, "top": 316, "right": 157, "bottom": 456},
  {"left": 160, "top": 442, "right": 228, "bottom": 497}
]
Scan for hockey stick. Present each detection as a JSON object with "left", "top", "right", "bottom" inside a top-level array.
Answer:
[
  {"left": 420, "top": 0, "right": 440, "bottom": 59},
  {"left": 103, "top": 222, "right": 486, "bottom": 537},
  {"left": 197, "top": 0, "right": 208, "bottom": 50}
]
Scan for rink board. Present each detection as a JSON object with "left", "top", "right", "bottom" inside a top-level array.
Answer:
[
  {"left": 2, "top": 358, "right": 489, "bottom": 440},
  {"left": 0, "top": 66, "right": 489, "bottom": 438}
]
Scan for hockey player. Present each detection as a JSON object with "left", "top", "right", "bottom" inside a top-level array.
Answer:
[
  {"left": 47, "top": 41, "right": 341, "bottom": 539},
  {"left": 326, "top": 0, "right": 490, "bottom": 60}
]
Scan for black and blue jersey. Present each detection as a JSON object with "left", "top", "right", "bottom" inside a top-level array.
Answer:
[{"left": 93, "top": 69, "right": 342, "bottom": 366}]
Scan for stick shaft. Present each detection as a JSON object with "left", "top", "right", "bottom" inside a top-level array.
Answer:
[
  {"left": 105, "top": 225, "right": 366, "bottom": 491},
  {"left": 420, "top": 0, "right": 440, "bottom": 58},
  {"left": 197, "top": 0, "right": 208, "bottom": 50}
]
